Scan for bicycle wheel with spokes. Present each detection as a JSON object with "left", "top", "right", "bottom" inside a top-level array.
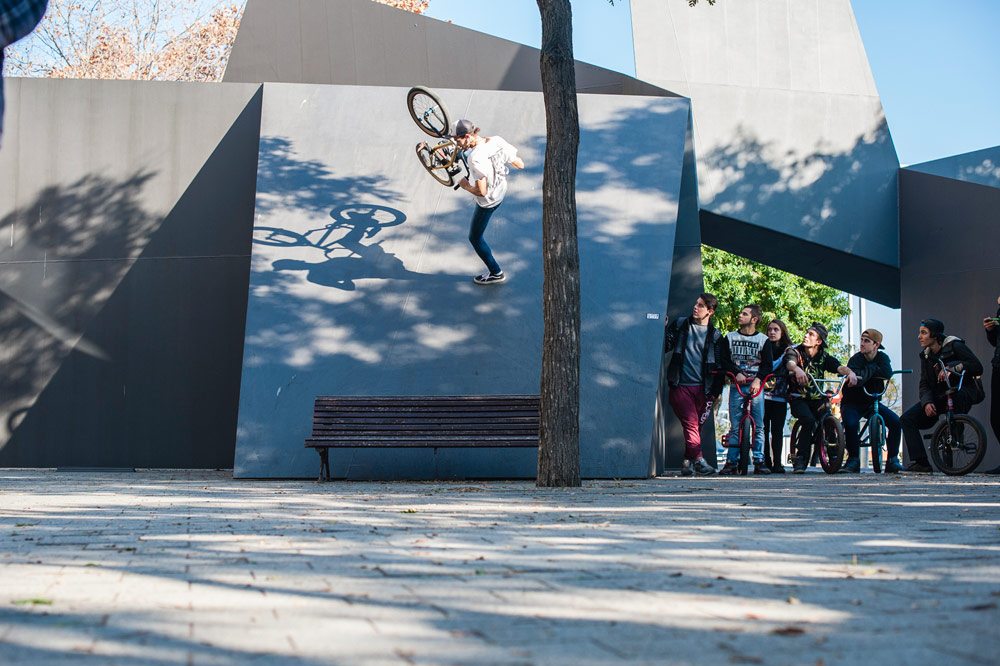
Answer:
[
  {"left": 869, "top": 414, "right": 884, "bottom": 474},
  {"left": 928, "top": 415, "right": 987, "bottom": 476},
  {"left": 407, "top": 86, "right": 451, "bottom": 138},
  {"left": 415, "top": 143, "right": 455, "bottom": 187},
  {"left": 789, "top": 420, "right": 801, "bottom": 465},
  {"left": 818, "top": 415, "right": 845, "bottom": 474},
  {"left": 738, "top": 418, "right": 752, "bottom": 475}
]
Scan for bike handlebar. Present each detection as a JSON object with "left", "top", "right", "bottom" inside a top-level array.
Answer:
[
  {"left": 861, "top": 369, "right": 912, "bottom": 399},
  {"left": 799, "top": 374, "right": 848, "bottom": 400},
  {"left": 935, "top": 361, "right": 967, "bottom": 392},
  {"left": 727, "top": 372, "right": 774, "bottom": 399}
]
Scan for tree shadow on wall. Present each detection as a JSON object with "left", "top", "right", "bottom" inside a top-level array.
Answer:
[
  {"left": 699, "top": 120, "right": 899, "bottom": 260},
  {"left": 0, "top": 171, "right": 160, "bottom": 454}
]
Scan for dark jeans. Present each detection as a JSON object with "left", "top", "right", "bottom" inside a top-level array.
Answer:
[
  {"left": 763, "top": 399, "right": 787, "bottom": 467},
  {"left": 842, "top": 401, "right": 903, "bottom": 461},
  {"left": 469, "top": 203, "right": 502, "bottom": 275},
  {"left": 900, "top": 396, "right": 970, "bottom": 463},
  {"left": 789, "top": 398, "right": 823, "bottom": 464}
]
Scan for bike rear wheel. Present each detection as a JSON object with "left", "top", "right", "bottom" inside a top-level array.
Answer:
[
  {"left": 928, "top": 415, "right": 987, "bottom": 476},
  {"left": 869, "top": 414, "right": 884, "bottom": 474},
  {"left": 789, "top": 420, "right": 801, "bottom": 464},
  {"left": 818, "top": 415, "right": 845, "bottom": 474},
  {"left": 407, "top": 86, "right": 451, "bottom": 138}
]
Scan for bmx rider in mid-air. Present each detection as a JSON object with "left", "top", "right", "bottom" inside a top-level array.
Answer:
[{"left": 452, "top": 119, "right": 524, "bottom": 285}]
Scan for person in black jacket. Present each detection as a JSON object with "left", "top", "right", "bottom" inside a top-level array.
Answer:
[
  {"left": 664, "top": 293, "right": 725, "bottom": 476},
  {"left": 984, "top": 296, "right": 1000, "bottom": 470},
  {"left": 900, "top": 318, "right": 984, "bottom": 473},
  {"left": 840, "top": 328, "right": 904, "bottom": 473},
  {"left": 784, "top": 322, "right": 858, "bottom": 473}
]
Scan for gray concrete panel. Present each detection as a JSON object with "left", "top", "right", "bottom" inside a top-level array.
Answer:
[
  {"left": 906, "top": 145, "right": 1000, "bottom": 191},
  {"left": 632, "top": 0, "right": 901, "bottom": 301},
  {"left": 899, "top": 168, "right": 1000, "bottom": 471},
  {"left": 234, "top": 84, "right": 690, "bottom": 479},
  {"left": 0, "top": 79, "right": 262, "bottom": 468},
  {"left": 224, "top": 0, "right": 677, "bottom": 98}
]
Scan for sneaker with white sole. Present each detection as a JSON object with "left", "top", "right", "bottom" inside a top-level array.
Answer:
[{"left": 473, "top": 271, "right": 506, "bottom": 285}]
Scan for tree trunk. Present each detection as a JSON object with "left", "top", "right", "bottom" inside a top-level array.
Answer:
[{"left": 535, "top": 0, "right": 581, "bottom": 487}]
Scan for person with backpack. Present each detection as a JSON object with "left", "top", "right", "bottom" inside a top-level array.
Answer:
[
  {"left": 900, "top": 318, "right": 985, "bottom": 473},
  {"left": 664, "top": 293, "right": 725, "bottom": 476}
]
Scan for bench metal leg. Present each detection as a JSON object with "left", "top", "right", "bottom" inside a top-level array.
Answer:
[{"left": 318, "top": 449, "right": 331, "bottom": 482}]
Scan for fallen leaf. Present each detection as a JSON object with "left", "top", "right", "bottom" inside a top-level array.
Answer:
[
  {"left": 965, "top": 602, "right": 998, "bottom": 612},
  {"left": 772, "top": 626, "right": 806, "bottom": 636},
  {"left": 787, "top": 596, "right": 800, "bottom": 605}
]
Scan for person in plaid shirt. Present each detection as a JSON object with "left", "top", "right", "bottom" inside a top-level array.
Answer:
[{"left": 0, "top": 0, "right": 49, "bottom": 143}]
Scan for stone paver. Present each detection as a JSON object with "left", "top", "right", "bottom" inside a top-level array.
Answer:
[{"left": 1, "top": 470, "right": 999, "bottom": 665}]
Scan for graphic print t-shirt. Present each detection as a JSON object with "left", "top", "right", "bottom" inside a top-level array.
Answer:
[
  {"left": 725, "top": 331, "right": 768, "bottom": 375},
  {"left": 467, "top": 136, "right": 518, "bottom": 208}
]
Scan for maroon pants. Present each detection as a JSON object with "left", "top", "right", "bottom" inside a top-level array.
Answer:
[{"left": 669, "top": 384, "right": 708, "bottom": 461}]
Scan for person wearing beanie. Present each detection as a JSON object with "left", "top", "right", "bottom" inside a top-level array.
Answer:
[
  {"left": 840, "top": 329, "right": 904, "bottom": 473},
  {"left": 783, "top": 322, "right": 858, "bottom": 473},
  {"left": 900, "top": 318, "right": 984, "bottom": 472}
]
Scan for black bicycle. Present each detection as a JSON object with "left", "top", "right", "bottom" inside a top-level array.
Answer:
[
  {"left": 789, "top": 375, "right": 848, "bottom": 474},
  {"left": 406, "top": 86, "right": 468, "bottom": 188},
  {"left": 924, "top": 362, "right": 988, "bottom": 475},
  {"left": 858, "top": 369, "right": 911, "bottom": 473}
]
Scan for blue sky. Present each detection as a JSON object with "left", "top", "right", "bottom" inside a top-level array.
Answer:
[{"left": 425, "top": 0, "right": 1000, "bottom": 167}]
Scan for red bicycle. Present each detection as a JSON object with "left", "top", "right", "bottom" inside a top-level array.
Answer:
[{"left": 725, "top": 372, "right": 774, "bottom": 475}]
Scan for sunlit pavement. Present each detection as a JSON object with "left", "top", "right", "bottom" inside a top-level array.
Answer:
[{"left": 1, "top": 470, "right": 998, "bottom": 665}]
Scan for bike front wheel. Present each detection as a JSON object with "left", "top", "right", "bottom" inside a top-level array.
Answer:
[
  {"left": 869, "top": 414, "right": 885, "bottom": 474},
  {"left": 738, "top": 418, "right": 753, "bottom": 475},
  {"left": 818, "top": 415, "right": 845, "bottom": 474},
  {"left": 928, "top": 415, "right": 987, "bottom": 476},
  {"left": 407, "top": 86, "right": 451, "bottom": 138}
]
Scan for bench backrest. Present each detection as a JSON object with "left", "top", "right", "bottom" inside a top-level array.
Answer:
[{"left": 306, "top": 395, "right": 540, "bottom": 448}]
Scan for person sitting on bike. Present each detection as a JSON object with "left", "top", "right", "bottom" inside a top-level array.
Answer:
[
  {"left": 664, "top": 293, "right": 726, "bottom": 476},
  {"left": 718, "top": 304, "right": 774, "bottom": 475},
  {"left": 840, "top": 328, "right": 904, "bottom": 473},
  {"left": 900, "top": 318, "right": 984, "bottom": 473},
  {"left": 784, "top": 322, "right": 858, "bottom": 474},
  {"left": 452, "top": 119, "right": 524, "bottom": 285}
]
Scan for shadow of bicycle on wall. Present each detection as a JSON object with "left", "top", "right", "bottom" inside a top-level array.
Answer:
[{"left": 252, "top": 203, "right": 424, "bottom": 291}]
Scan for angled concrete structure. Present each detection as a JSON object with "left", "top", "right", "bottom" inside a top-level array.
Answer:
[
  {"left": 4, "top": 0, "right": 974, "bottom": 476},
  {"left": 633, "top": 0, "right": 901, "bottom": 305},
  {"left": 0, "top": 79, "right": 261, "bottom": 468},
  {"left": 900, "top": 146, "right": 1000, "bottom": 472},
  {"left": 234, "top": 84, "right": 693, "bottom": 479}
]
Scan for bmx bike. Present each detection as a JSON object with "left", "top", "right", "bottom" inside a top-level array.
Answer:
[
  {"left": 857, "top": 369, "right": 910, "bottom": 472},
  {"left": 406, "top": 86, "right": 469, "bottom": 189},
  {"left": 789, "top": 375, "right": 848, "bottom": 474},
  {"left": 922, "top": 362, "right": 988, "bottom": 475},
  {"left": 723, "top": 372, "right": 774, "bottom": 475}
]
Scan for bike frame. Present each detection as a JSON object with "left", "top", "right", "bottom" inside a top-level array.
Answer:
[{"left": 723, "top": 372, "right": 773, "bottom": 448}]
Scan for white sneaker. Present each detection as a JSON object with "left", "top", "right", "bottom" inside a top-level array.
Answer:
[{"left": 473, "top": 271, "right": 507, "bottom": 285}]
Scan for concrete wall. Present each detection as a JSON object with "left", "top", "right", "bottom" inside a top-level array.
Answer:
[
  {"left": 234, "top": 84, "right": 691, "bottom": 479},
  {"left": 0, "top": 79, "right": 262, "bottom": 468},
  {"left": 899, "top": 154, "right": 1000, "bottom": 471},
  {"left": 632, "top": 0, "right": 901, "bottom": 306},
  {"left": 224, "top": 0, "right": 676, "bottom": 98}
]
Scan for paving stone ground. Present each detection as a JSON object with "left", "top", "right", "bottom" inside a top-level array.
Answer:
[{"left": 1, "top": 469, "right": 999, "bottom": 665}]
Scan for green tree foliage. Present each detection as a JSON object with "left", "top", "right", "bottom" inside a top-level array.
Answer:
[{"left": 702, "top": 245, "right": 852, "bottom": 355}]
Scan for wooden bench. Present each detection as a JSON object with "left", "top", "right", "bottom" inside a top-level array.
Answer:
[{"left": 305, "top": 395, "right": 540, "bottom": 481}]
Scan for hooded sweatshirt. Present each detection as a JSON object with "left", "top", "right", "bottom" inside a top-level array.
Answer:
[{"left": 918, "top": 335, "right": 983, "bottom": 408}]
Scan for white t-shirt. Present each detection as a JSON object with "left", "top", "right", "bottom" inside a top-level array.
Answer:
[{"left": 466, "top": 136, "right": 518, "bottom": 208}]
